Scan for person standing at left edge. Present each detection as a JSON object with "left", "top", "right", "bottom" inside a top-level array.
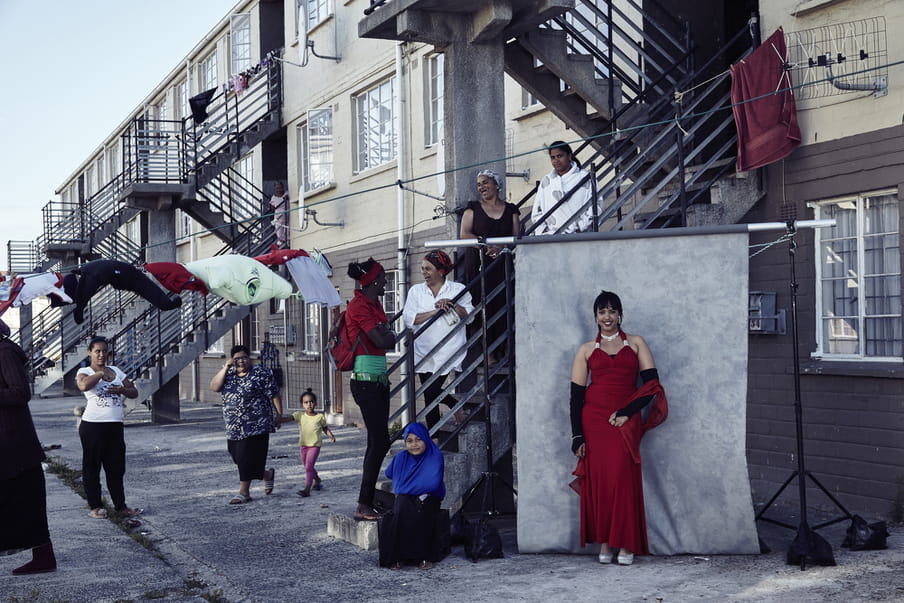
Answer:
[{"left": 0, "top": 319, "right": 57, "bottom": 575}]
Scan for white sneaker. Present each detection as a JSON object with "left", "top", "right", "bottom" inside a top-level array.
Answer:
[
  {"left": 598, "top": 550, "right": 613, "bottom": 564},
  {"left": 617, "top": 551, "right": 634, "bottom": 565}
]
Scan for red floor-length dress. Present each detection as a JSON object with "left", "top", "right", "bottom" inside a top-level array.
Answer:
[{"left": 580, "top": 332, "right": 649, "bottom": 554}]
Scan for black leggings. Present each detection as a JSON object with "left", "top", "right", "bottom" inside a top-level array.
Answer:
[
  {"left": 79, "top": 420, "right": 127, "bottom": 510},
  {"left": 350, "top": 379, "right": 391, "bottom": 507},
  {"left": 418, "top": 372, "right": 457, "bottom": 430}
]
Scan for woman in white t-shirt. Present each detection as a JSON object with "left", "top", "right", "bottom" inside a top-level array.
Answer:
[{"left": 76, "top": 336, "right": 141, "bottom": 519}]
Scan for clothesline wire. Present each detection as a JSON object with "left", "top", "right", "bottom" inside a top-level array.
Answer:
[
  {"left": 748, "top": 232, "right": 795, "bottom": 259},
  {"left": 31, "top": 55, "right": 904, "bottom": 273}
]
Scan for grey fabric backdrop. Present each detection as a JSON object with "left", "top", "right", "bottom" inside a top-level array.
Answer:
[{"left": 515, "top": 232, "right": 760, "bottom": 555}]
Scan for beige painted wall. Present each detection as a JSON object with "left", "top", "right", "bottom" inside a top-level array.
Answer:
[{"left": 760, "top": 0, "right": 903, "bottom": 146}]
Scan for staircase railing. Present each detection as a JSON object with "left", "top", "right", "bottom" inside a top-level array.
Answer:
[
  {"left": 191, "top": 51, "right": 282, "bottom": 184},
  {"left": 194, "top": 164, "right": 270, "bottom": 247},
  {"left": 381, "top": 251, "right": 516, "bottom": 452},
  {"left": 524, "top": 17, "right": 756, "bottom": 235},
  {"left": 550, "top": 0, "right": 691, "bottom": 106}
]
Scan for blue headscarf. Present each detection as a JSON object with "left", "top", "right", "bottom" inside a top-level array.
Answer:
[{"left": 385, "top": 422, "right": 445, "bottom": 499}]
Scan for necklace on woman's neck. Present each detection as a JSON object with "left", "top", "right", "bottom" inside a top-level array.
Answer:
[{"left": 599, "top": 331, "right": 620, "bottom": 342}]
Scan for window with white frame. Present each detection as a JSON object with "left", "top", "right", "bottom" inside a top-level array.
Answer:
[
  {"left": 230, "top": 14, "right": 252, "bottom": 74},
  {"left": 125, "top": 216, "right": 141, "bottom": 250},
  {"left": 95, "top": 158, "right": 104, "bottom": 192},
  {"left": 107, "top": 142, "right": 120, "bottom": 179},
  {"left": 234, "top": 153, "right": 255, "bottom": 223},
  {"left": 199, "top": 50, "right": 218, "bottom": 91},
  {"left": 307, "top": 0, "right": 330, "bottom": 30},
  {"left": 207, "top": 334, "right": 225, "bottom": 354},
  {"left": 177, "top": 209, "right": 194, "bottom": 241},
  {"left": 382, "top": 269, "right": 403, "bottom": 354},
  {"left": 300, "top": 108, "right": 333, "bottom": 191},
  {"left": 303, "top": 303, "right": 321, "bottom": 354},
  {"left": 175, "top": 80, "right": 189, "bottom": 121},
  {"left": 354, "top": 77, "right": 397, "bottom": 172},
  {"left": 521, "top": 87, "right": 540, "bottom": 110},
  {"left": 812, "top": 190, "right": 901, "bottom": 359},
  {"left": 85, "top": 165, "right": 95, "bottom": 198},
  {"left": 426, "top": 53, "right": 444, "bottom": 147}
]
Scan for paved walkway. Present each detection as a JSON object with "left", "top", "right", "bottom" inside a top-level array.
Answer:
[{"left": 2, "top": 396, "right": 902, "bottom": 602}]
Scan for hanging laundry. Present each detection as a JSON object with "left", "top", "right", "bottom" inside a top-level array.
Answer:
[
  {"left": 269, "top": 184, "right": 290, "bottom": 248},
  {"left": 0, "top": 272, "right": 73, "bottom": 316},
  {"left": 71, "top": 260, "right": 182, "bottom": 325},
  {"left": 731, "top": 27, "right": 801, "bottom": 171},
  {"left": 189, "top": 88, "right": 218, "bottom": 124},
  {"left": 144, "top": 262, "right": 210, "bottom": 295},
  {"left": 254, "top": 246, "right": 340, "bottom": 307},
  {"left": 184, "top": 255, "right": 293, "bottom": 305}
]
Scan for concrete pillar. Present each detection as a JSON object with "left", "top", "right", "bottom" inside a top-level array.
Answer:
[
  {"left": 151, "top": 374, "right": 180, "bottom": 424},
  {"left": 444, "top": 40, "right": 508, "bottom": 227},
  {"left": 146, "top": 196, "right": 181, "bottom": 423}
]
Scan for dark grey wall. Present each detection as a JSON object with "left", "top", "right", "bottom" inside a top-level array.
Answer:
[{"left": 745, "top": 125, "right": 904, "bottom": 521}]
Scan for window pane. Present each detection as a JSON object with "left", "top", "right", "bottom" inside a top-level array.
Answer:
[
  {"left": 823, "top": 315, "right": 859, "bottom": 354},
  {"left": 354, "top": 78, "right": 397, "bottom": 172},
  {"left": 231, "top": 14, "right": 252, "bottom": 74},
  {"left": 865, "top": 317, "right": 902, "bottom": 356}
]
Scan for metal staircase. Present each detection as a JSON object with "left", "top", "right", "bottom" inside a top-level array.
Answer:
[
  {"left": 362, "top": 0, "right": 762, "bottom": 518},
  {"left": 18, "top": 51, "right": 285, "bottom": 400}
]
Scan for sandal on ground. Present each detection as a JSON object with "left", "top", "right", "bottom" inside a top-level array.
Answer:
[
  {"left": 264, "top": 468, "right": 275, "bottom": 495},
  {"left": 388, "top": 562, "right": 403, "bottom": 570},
  {"left": 297, "top": 489, "right": 311, "bottom": 498},
  {"left": 117, "top": 507, "right": 143, "bottom": 517},
  {"left": 88, "top": 508, "right": 107, "bottom": 519},
  {"left": 124, "top": 518, "right": 142, "bottom": 528},
  {"left": 228, "top": 493, "right": 252, "bottom": 505},
  {"left": 353, "top": 506, "right": 380, "bottom": 521},
  {"left": 313, "top": 477, "right": 323, "bottom": 491},
  {"left": 418, "top": 560, "right": 433, "bottom": 570}
]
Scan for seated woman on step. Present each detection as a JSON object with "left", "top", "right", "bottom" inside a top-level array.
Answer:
[{"left": 379, "top": 422, "right": 446, "bottom": 570}]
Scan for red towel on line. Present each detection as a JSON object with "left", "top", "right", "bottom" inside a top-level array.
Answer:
[{"left": 730, "top": 27, "right": 801, "bottom": 171}]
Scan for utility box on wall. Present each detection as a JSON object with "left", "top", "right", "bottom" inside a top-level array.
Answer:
[
  {"left": 748, "top": 291, "right": 786, "bottom": 335},
  {"left": 269, "top": 325, "right": 296, "bottom": 346}
]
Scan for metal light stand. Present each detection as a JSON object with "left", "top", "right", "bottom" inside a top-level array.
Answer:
[
  {"left": 460, "top": 238, "right": 516, "bottom": 517},
  {"left": 755, "top": 221, "right": 851, "bottom": 569}
]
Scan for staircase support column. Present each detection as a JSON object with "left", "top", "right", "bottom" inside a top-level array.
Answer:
[
  {"left": 444, "top": 40, "right": 508, "bottom": 229},
  {"left": 144, "top": 196, "right": 182, "bottom": 424},
  {"left": 151, "top": 375, "right": 181, "bottom": 424}
]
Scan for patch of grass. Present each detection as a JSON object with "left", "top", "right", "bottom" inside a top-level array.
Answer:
[
  {"left": 200, "top": 589, "right": 229, "bottom": 603},
  {"left": 388, "top": 419, "right": 402, "bottom": 437},
  {"left": 44, "top": 455, "right": 85, "bottom": 499},
  {"left": 5, "top": 590, "right": 41, "bottom": 603}
]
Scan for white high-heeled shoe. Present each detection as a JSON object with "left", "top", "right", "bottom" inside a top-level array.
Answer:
[
  {"left": 598, "top": 548, "right": 613, "bottom": 564},
  {"left": 617, "top": 550, "right": 634, "bottom": 565}
]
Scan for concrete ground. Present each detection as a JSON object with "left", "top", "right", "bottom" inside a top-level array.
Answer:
[{"left": 2, "top": 395, "right": 902, "bottom": 602}]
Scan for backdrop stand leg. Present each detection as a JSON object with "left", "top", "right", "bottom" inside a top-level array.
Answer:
[{"left": 754, "top": 222, "right": 849, "bottom": 569}]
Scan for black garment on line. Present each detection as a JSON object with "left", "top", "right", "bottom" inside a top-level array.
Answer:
[
  {"left": 189, "top": 88, "right": 217, "bottom": 124},
  {"left": 72, "top": 260, "right": 182, "bottom": 324}
]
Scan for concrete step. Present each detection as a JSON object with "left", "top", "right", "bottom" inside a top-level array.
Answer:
[{"left": 327, "top": 512, "right": 379, "bottom": 551}]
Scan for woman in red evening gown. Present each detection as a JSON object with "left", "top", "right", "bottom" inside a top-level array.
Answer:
[{"left": 570, "top": 291, "right": 666, "bottom": 566}]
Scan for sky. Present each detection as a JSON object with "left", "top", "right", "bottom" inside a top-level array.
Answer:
[{"left": 0, "top": 0, "right": 241, "bottom": 272}]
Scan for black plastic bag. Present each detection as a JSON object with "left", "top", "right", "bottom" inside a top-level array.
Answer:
[
  {"left": 787, "top": 524, "right": 836, "bottom": 567},
  {"left": 841, "top": 514, "right": 889, "bottom": 551},
  {"left": 463, "top": 517, "right": 504, "bottom": 562}
]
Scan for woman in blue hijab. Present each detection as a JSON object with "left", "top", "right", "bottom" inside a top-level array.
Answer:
[{"left": 379, "top": 423, "right": 445, "bottom": 569}]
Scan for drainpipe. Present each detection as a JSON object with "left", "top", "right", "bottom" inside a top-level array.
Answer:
[{"left": 396, "top": 41, "right": 410, "bottom": 421}]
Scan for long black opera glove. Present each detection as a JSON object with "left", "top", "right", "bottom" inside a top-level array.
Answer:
[
  {"left": 616, "top": 368, "right": 659, "bottom": 418},
  {"left": 570, "top": 382, "right": 586, "bottom": 453}
]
